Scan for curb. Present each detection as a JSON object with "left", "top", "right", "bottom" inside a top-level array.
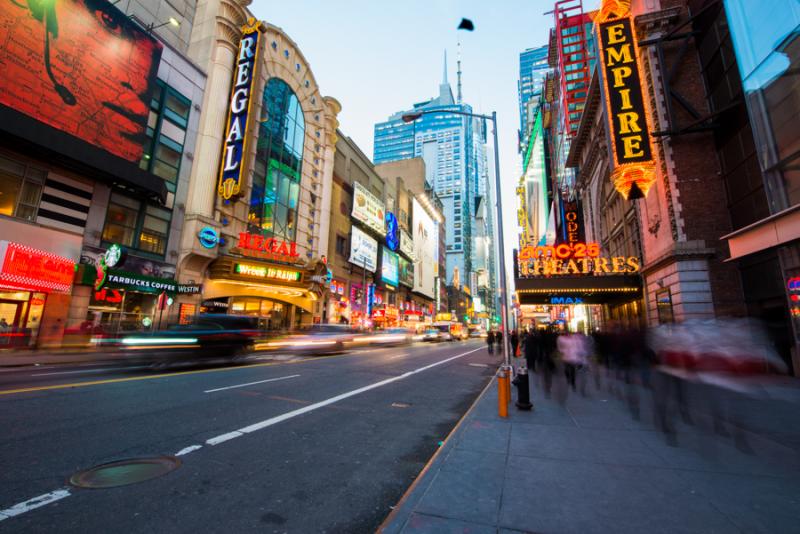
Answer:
[{"left": 376, "top": 369, "right": 500, "bottom": 533}]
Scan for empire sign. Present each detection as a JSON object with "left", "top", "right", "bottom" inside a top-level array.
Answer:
[{"left": 597, "top": 4, "right": 657, "bottom": 200}]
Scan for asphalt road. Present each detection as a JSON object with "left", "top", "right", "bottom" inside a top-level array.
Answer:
[{"left": 0, "top": 340, "right": 497, "bottom": 532}]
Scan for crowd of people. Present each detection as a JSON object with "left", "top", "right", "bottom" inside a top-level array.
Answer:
[{"left": 484, "top": 320, "right": 788, "bottom": 448}]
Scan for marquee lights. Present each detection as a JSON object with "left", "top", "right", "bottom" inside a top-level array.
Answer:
[
  {"left": 0, "top": 242, "right": 75, "bottom": 293},
  {"left": 596, "top": 0, "right": 657, "bottom": 200},
  {"left": 520, "top": 256, "right": 641, "bottom": 277},
  {"left": 218, "top": 19, "right": 262, "bottom": 200},
  {"left": 234, "top": 263, "right": 301, "bottom": 282},
  {"left": 519, "top": 242, "right": 601, "bottom": 260}
]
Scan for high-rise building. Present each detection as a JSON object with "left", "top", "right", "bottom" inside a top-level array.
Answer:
[
  {"left": 374, "top": 55, "right": 491, "bottom": 296},
  {"left": 518, "top": 45, "right": 549, "bottom": 152}
]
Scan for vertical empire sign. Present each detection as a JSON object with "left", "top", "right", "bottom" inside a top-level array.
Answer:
[
  {"left": 596, "top": 3, "right": 657, "bottom": 200},
  {"left": 218, "top": 19, "right": 262, "bottom": 200}
]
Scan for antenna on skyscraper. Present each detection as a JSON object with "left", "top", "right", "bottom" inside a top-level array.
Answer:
[
  {"left": 457, "top": 36, "right": 463, "bottom": 104},
  {"left": 456, "top": 18, "right": 473, "bottom": 104}
]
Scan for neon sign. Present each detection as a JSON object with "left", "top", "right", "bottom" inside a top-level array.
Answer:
[
  {"left": 218, "top": 19, "right": 262, "bottom": 200},
  {"left": 0, "top": 242, "right": 75, "bottom": 293},
  {"left": 234, "top": 263, "right": 301, "bottom": 282},
  {"left": 596, "top": 2, "right": 657, "bottom": 199},
  {"left": 236, "top": 233, "right": 300, "bottom": 262},
  {"left": 519, "top": 242, "right": 601, "bottom": 260},
  {"left": 520, "top": 256, "right": 640, "bottom": 277}
]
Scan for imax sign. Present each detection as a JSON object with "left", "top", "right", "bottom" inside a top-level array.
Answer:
[{"left": 550, "top": 297, "right": 583, "bottom": 305}]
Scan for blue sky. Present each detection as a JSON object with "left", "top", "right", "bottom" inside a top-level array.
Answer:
[{"left": 250, "top": 0, "right": 599, "bottom": 289}]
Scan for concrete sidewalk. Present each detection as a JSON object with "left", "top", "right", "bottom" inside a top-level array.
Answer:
[
  {"left": 0, "top": 349, "right": 125, "bottom": 367},
  {"left": 380, "top": 368, "right": 800, "bottom": 533}
]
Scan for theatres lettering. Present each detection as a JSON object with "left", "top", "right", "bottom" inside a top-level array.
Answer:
[{"left": 521, "top": 256, "right": 640, "bottom": 276}]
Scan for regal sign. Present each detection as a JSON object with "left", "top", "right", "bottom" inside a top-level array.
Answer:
[
  {"left": 218, "top": 19, "right": 262, "bottom": 200},
  {"left": 236, "top": 233, "right": 300, "bottom": 262},
  {"left": 596, "top": 4, "right": 657, "bottom": 200}
]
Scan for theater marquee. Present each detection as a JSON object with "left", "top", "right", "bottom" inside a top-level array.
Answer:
[{"left": 596, "top": 1, "right": 657, "bottom": 200}]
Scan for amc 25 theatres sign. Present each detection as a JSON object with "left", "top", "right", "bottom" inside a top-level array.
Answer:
[{"left": 218, "top": 19, "right": 262, "bottom": 200}]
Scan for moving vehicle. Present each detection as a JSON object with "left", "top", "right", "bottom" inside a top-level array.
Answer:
[
  {"left": 359, "top": 327, "right": 413, "bottom": 346},
  {"left": 262, "top": 323, "right": 361, "bottom": 355}
]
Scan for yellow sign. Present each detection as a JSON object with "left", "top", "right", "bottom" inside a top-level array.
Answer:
[
  {"left": 596, "top": 3, "right": 656, "bottom": 200},
  {"left": 234, "top": 263, "right": 301, "bottom": 282},
  {"left": 520, "top": 256, "right": 640, "bottom": 277},
  {"left": 436, "top": 313, "right": 452, "bottom": 321}
]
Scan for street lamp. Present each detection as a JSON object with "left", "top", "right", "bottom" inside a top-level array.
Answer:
[{"left": 401, "top": 108, "right": 513, "bottom": 372}]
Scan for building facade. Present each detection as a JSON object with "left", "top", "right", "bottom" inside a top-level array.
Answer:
[
  {"left": 0, "top": 0, "right": 205, "bottom": 346},
  {"left": 175, "top": 6, "right": 340, "bottom": 330},
  {"left": 373, "top": 61, "right": 491, "bottom": 298},
  {"left": 518, "top": 45, "right": 550, "bottom": 153}
]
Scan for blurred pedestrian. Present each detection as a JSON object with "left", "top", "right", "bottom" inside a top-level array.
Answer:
[
  {"left": 495, "top": 330, "right": 503, "bottom": 354},
  {"left": 486, "top": 330, "right": 495, "bottom": 354},
  {"left": 510, "top": 330, "right": 519, "bottom": 358},
  {"left": 559, "top": 333, "right": 589, "bottom": 393},
  {"left": 538, "top": 328, "right": 558, "bottom": 398}
]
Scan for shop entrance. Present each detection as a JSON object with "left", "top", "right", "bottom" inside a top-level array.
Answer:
[{"left": 0, "top": 291, "right": 46, "bottom": 346}]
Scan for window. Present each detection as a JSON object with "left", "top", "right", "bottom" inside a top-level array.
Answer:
[
  {"left": 249, "top": 78, "right": 305, "bottom": 242},
  {"left": 140, "top": 81, "right": 191, "bottom": 186},
  {"left": 0, "top": 155, "right": 45, "bottom": 221},
  {"left": 102, "top": 193, "right": 171, "bottom": 256},
  {"left": 335, "top": 235, "right": 347, "bottom": 257}
]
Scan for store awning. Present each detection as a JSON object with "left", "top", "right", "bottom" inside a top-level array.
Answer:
[
  {"left": 721, "top": 205, "right": 800, "bottom": 261},
  {"left": 516, "top": 274, "right": 642, "bottom": 305}
]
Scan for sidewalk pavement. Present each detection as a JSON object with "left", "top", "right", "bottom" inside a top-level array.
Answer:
[
  {"left": 380, "top": 365, "right": 800, "bottom": 533},
  {"left": 0, "top": 349, "right": 124, "bottom": 367}
]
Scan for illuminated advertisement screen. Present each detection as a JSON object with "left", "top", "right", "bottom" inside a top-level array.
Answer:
[
  {"left": 349, "top": 226, "right": 378, "bottom": 272},
  {"left": 0, "top": 0, "right": 163, "bottom": 163},
  {"left": 352, "top": 182, "right": 386, "bottom": 235},
  {"left": 398, "top": 256, "right": 413, "bottom": 288},
  {"left": 412, "top": 198, "right": 435, "bottom": 299},
  {"left": 381, "top": 248, "right": 399, "bottom": 287}
]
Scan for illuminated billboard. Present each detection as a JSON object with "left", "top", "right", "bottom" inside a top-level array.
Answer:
[
  {"left": 218, "top": 19, "right": 262, "bottom": 200},
  {"left": 412, "top": 198, "right": 435, "bottom": 299},
  {"left": 352, "top": 182, "right": 386, "bottom": 235},
  {"left": 0, "top": 0, "right": 162, "bottom": 163},
  {"left": 596, "top": 4, "right": 657, "bottom": 199},
  {"left": 381, "top": 248, "right": 399, "bottom": 287},
  {"left": 349, "top": 226, "right": 378, "bottom": 272}
]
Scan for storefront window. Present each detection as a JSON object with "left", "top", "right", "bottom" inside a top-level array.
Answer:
[
  {"left": 724, "top": 0, "right": 800, "bottom": 212},
  {"left": 249, "top": 78, "right": 305, "bottom": 242},
  {"left": 139, "top": 80, "right": 190, "bottom": 186},
  {"left": 0, "top": 155, "right": 45, "bottom": 221},
  {"left": 102, "top": 193, "right": 172, "bottom": 256}
]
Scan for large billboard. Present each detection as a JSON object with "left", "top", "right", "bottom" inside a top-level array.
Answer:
[
  {"left": 412, "top": 198, "right": 435, "bottom": 299},
  {"left": 0, "top": 0, "right": 163, "bottom": 163},
  {"left": 398, "top": 256, "right": 413, "bottom": 288},
  {"left": 381, "top": 248, "right": 399, "bottom": 287},
  {"left": 349, "top": 226, "right": 378, "bottom": 272},
  {"left": 352, "top": 182, "right": 386, "bottom": 235}
]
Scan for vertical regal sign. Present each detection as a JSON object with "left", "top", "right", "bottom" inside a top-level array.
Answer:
[
  {"left": 596, "top": 1, "right": 657, "bottom": 200},
  {"left": 218, "top": 19, "right": 262, "bottom": 200}
]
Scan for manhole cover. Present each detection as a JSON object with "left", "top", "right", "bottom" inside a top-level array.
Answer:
[{"left": 69, "top": 456, "right": 181, "bottom": 489}]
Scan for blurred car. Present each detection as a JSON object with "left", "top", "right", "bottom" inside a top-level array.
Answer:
[
  {"left": 422, "top": 329, "right": 442, "bottom": 342},
  {"left": 469, "top": 330, "right": 485, "bottom": 338},
  {"left": 101, "top": 314, "right": 263, "bottom": 367},
  {"left": 261, "top": 323, "right": 361, "bottom": 355},
  {"left": 357, "top": 328, "right": 412, "bottom": 346}
]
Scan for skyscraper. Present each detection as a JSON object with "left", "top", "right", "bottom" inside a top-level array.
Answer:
[
  {"left": 518, "top": 45, "right": 549, "bottom": 152},
  {"left": 374, "top": 55, "right": 491, "bottom": 298}
]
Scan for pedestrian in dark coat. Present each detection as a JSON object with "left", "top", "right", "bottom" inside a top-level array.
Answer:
[
  {"left": 486, "top": 330, "right": 495, "bottom": 354},
  {"left": 510, "top": 330, "right": 519, "bottom": 357}
]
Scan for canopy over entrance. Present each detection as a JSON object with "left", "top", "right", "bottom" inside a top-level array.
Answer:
[{"left": 516, "top": 274, "right": 642, "bottom": 305}]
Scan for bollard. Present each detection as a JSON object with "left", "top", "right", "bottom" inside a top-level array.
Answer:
[
  {"left": 515, "top": 365, "right": 533, "bottom": 411},
  {"left": 497, "top": 368, "right": 509, "bottom": 418},
  {"left": 503, "top": 364, "right": 512, "bottom": 403}
]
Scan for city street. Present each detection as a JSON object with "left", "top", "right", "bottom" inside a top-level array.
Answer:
[{"left": 0, "top": 340, "right": 495, "bottom": 532}]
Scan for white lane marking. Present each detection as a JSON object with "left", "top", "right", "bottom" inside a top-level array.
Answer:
[
  {"left": 469, "top": 363, "right": 489, "bottom": 368},
  {"left": 175, "top": 445, "right": 202, "bottom": 456},
  {"left": 0, "top": 489, "right": 71, "bottom": 522},
  {"left": 388, "top": 353, "right": 409, "bottom": 360},
  {"left": 206, "top": 431, "right": 242, "bottom": 446},
  {"left": 203, "top": 374, "right": 300, "bottom": 394},
  {"left": 204, "top": 347, "right": 482, "bottom": 446},
  {"left": 31, "top": 366, "right": 148, "bottom": 377}
]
